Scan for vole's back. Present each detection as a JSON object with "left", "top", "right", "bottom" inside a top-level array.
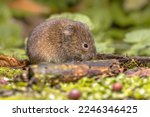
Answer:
[{"left": 27, "top": 18, "right": 96, "bottom": 64}]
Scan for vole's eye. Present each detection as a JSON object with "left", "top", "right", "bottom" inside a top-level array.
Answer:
[{"left": 82, "top": 43, "right": 89, "bottom": 49}]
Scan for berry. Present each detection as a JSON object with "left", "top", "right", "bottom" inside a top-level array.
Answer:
[
  {"left": 0, "top": 79, "right": 7, "bottom": 85},
  {"left": 112, "top": 82, "right": 123, "bottom": 91},
  {"left": 68, "top": 89, "right": 81, "bottom": 100}
]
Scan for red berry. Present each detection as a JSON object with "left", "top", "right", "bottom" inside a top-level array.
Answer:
[
  {"left": 112, "top": 82, "right": 123, "bottom": 91},
  {"left": 0, "top": 79, "right": 7, "bottom": 85},
  {"left": 68, "top": 89, "right": 81, "bottom": 100}
]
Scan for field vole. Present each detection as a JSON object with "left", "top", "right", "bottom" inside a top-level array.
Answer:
[{"left": 27, "top": 18, "right": 96, "bottom": 64}]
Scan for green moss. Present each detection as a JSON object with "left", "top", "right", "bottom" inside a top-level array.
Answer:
[
  {"left": 0, "top": 67, "right": 23, "bottom": 78},
  {"left": 59, "top": 75, "right": 150, "bottom": 100},
  {"left": 0, "top": 48, "right": 28, "bottom": 60},
  {"left": 0, "top": 74, "right": 150, "bottom": 99}
]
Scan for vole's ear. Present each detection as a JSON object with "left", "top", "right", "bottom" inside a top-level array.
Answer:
[{"left": 63, "top": 25, "right": 74, "bottom": 36}]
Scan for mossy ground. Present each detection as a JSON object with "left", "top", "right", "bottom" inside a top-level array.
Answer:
[{"left": 0, "top": 66, "right": 150, "bottom": 100}]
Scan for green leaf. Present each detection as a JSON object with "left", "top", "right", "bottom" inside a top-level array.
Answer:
[
  {"left": 80, "top": 0, "right": 112, "bottom": 32},
  {"left": 0, "top": 22, "right": 23, "bottom": 48},
  {"left": 0, "top": 4, "right": 23, "bottom": 48},
  {"left": 124, "top": 29, "right": 150, "bottom": 55},
  {"left": 124, "top": 29, "right": 150, "bottom": 43},
  {"left": 49, "top": 12, "right": 94, "bottom": 30},
  {"left": 95, "top": 42, "right": 115, "bottom": 53},
  {"left": 0, "top": 3, "right": 11, "bottom": 23}
]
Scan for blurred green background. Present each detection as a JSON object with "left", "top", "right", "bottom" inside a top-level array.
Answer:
[{"left": 1, "top": 0, "right": 150, "bottom": 56}]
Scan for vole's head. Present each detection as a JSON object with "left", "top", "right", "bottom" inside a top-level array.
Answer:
[{"left": 62, "top": 20, "right": 96, "bottom": 61}]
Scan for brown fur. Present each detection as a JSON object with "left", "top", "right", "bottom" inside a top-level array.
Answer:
[{"left": 27, "top": 18, "right": 96, "bottom": 64}]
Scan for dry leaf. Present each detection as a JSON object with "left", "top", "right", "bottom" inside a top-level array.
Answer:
[
  {"left": 0, "top": 54, "right": 28, "bottom": 68},
  {"left": 8, "top": 0, "right": 49, "bottom": 14},
  {"left": 125, "top": 67, "right": 150, "bottom": 77}
]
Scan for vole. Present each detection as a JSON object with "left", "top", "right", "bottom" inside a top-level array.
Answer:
[{"left": 27, "top": 18, "right": 96, "bottom": 64}]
